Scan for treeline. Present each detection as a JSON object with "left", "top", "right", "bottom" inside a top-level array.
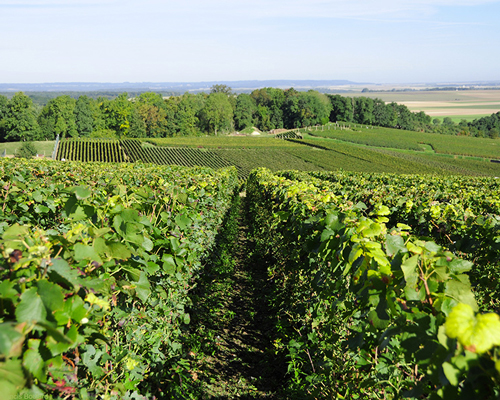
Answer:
[
  {"left": 0, "top": 87, "right": 498, "bottom": 142},
  {"left": 328, "top": 95, "right": 500, "bottom": 138},
  {"left": 0, "top": 90, "right": 181, "bottom": 106}
]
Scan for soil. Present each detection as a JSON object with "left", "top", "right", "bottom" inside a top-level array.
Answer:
[{"left": 186, "top": 194, "right": 287, "bottom": 399}]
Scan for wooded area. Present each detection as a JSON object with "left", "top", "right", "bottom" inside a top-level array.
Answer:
[{"left": 0, "top": 86, "right": 498, "bottom": 142}]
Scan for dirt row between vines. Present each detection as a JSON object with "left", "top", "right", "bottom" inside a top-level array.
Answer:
[{"left": 185, "top": 193, "right": 288, "bottom": 399}]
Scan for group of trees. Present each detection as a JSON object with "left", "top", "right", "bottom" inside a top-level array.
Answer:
[
  {"left": 328, "top": 94, "right": 500, "bottom": 138},
  {"left": 328, "top": 95, "right": 432, "bottom": 131},
  {"left": 0, "top": 87, "right": 498, "bottom": 142},
  {"left": 0, "top": 91, "right": 206, "bottom": 142}
]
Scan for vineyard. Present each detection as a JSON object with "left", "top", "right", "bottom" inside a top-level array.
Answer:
[
  {"left": 306, "top": 124, "right": 500, "bottom": 160},
  {"left": 247, "top": 168, "right": 500, "bottom": 399},
  {"left": 53, "top": 135, "right": 500, "bottom": 178},
  {"left": 0, "top": 157, "right": 499, "bottom": 398},
  {"left": 56, "top": 139, "right": 126, "bottom": 163},
  {"left": 0, "top": 158, "right": 239, "bottom": 399}
]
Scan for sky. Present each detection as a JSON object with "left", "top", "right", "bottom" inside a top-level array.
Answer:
[{"left": 0, "top": 0, "right": 499, "bottom": 84}]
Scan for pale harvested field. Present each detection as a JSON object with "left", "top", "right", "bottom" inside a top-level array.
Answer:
[{"left": 338, "top": 90, "right": 500, "bottom": 119}]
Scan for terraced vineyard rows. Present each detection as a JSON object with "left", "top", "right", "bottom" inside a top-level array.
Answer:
[
  {"left": 56, "top": 138, "right": 126, "bottom": 162},
  {"left": 293, "top": 137, "right": 500, "bottom": 176},
  {"left": 55, "top": 136, "right": 500, "bottom": 178},
  {"left": 306, "top": 124, "right": 500, "bottom": 160},
  {"left": 213, "top": 148, "right": 324, "bottom": 176},
  {"left": 146, "top": 136, "right": 301, "bottom": 148}
]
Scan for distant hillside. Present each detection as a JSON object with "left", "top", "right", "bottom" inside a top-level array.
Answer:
[{"left": 0, "top": 80, "right": 360, "bottom": 94}]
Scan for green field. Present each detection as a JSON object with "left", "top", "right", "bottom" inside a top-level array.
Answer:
[
  {"left": 146, "top": 135, "right": 298, "bottom": 148},
  {"left": 432, "top": 114, "right": 489, "bottom": 123},
  {"left": 0, "top": 140, "right": 55, "bottom": 157},
  {"left": 306, "top": 124, "right": 500, "bottom": 159}
]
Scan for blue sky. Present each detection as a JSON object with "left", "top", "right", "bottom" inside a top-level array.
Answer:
[{"left": 1, "top": 0, "right": 499, "bottom": 84}]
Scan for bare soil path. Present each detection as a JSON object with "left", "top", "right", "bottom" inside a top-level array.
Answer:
[{"left": 186, "top": 194, "right": 287, "bottom": 399}]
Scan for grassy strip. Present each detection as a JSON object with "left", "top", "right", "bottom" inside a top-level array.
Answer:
[
  {"left": 147, "top": 136, "right": 300, "bottom": 149},
  {"left": 184, "top": 191, "right": 289, "bottom": 399},
  {"left": 0, "top": 140, "right": 55, "bottom": 157}
]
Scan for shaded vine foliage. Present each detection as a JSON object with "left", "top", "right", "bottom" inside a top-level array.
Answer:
[
  {"left": 247, "top": 168, "right": 500, "bottom": 399},
  {"left": 0, "top": 159, "right": 239, "bottom": 398}
]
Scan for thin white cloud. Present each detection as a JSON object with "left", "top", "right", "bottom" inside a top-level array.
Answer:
[
  {"left": 134, "top": 0, "right": 500, "bottom": 19},
  {"left": 2, "top": 0, "right": 498, "bottom": 22},
  {"left": 0, "top": 0, "right": 117, "bottom": 4}
]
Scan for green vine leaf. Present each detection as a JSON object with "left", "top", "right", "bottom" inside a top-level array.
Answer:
[
  {"left": 445, "top": 303, "right": 500, "bottom": 354},
  {"left": 15, "top": 288, "right": 47, "bottom": 324}
]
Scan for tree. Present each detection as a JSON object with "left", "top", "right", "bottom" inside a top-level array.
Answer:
[
  {"left": 128, "top": 107, "right": 147, "bottom": 138},
  {"left": 3, "top": 92, "right": 41, "bottom": 141},
  {"left": 99, "top": 93, "right": 132, "bottom": 137},
  {"left": 354, "top": 97, "right": 374, "bottom": 125},
  {"left": 132, "top": 92, "right": 169, "bottom": 137},
  {"left": 443, "top": 117, "right": 454, "bottom": 127},
  {"left": 135, "top": 103, "right": 169, "bottom": 138},
  {"left": 328, "top": 94, "right": 354, "bottom": 123},
  {"left": 174, "top": 94, "right": 200, "bottom": 136},
  {"left": 234, "top": 94, "right": 257, "bottom": 131},
  {"left": 199, "top": 92, "right": 233, "bottom": 135},
  {"left": 373, "top": 98, "right": 396, "bottom": 127},
  {"left": 0, "top": 95, "right": 8, "bottom": 141},
  {"left": 38, "top": 95, "right": 77, "bottom": 139},
  {"left": 74, "top": 95, "right": 95, "bottom": 136},
  {"left": 489, "top": 128, "right": 499, "bottom": 139},
  {"left": 250, "top": 88, "right": 285, "bottom": 130},
  {"left": 16, "top": 141, "right": 37, "bottom": 158},
  {"left": 210, "top": 84, "right": 233, "bottom": 95},
  {"left": 282, "top": 88, "right": 301, "bottom": 128},
  {"left": 297, "top": 91, "right": 332, "bottom": 127}
]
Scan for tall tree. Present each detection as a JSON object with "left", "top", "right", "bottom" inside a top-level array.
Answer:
[
  {"left": 354, "top": 97, "right": 374, "bottom": 125},
  {"left": 128, "top": 107, "right": 147, "bottom": 138},
  {"left": 99, "top": 93, "right": 132, "bottom": 137},
  {"left": 210, "top": 84, "right": 233, "bottom": 95},
  {"left": 199, "top": 92, "right": 233, "bottom": 135},
  {"left": 282, "top": 88, "right": 301, "bottom": 128},
  {"left": 174, "top": 94, "right": 200, "bottom": 136},
  {"left": 297, "top": 91, "right": 332, "bottom": 127},
  {"left": 0, "top": 95, "right": 8, "bottom": 141},
  {"left": 372, "top": 98, "right": 395, "bottom": 127},
  {"left": 74, "top": 95, "right": 95, "bottom": 136},
  {"left": 134, "top": 92, "right": 169, "bottom": 137},
  {"left": 38, "top": 95, "right": 77, "bottom": 139},
  {"left": 135, "top": 103, "right": 169, "bottom": 138},
  {"left": 3, "top": 92, "right": 40, "bottom": 142},
  {"left": 234, "top": 93, "right": 257, "bottom": 131},
  {"left": 251, "top": 88, "right": 285, "bottom": 130},
  {"left": 328, "top": 94, "right": 354, "bottom": 123},
  {"left": 388, "top": 103, "right": 415, "bottom": 130}
]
